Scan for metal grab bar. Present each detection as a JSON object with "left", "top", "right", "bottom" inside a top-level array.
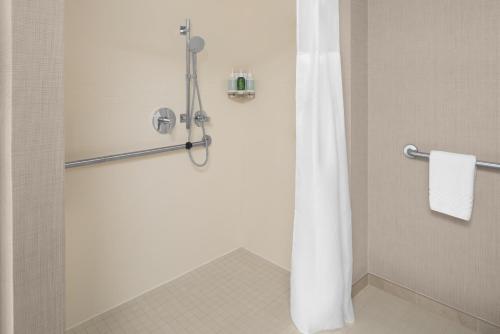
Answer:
[
  {"left": 65, "top": 135, "right": 212, "bottom": 169},
  {"left": 403, "top": 144, "right": 500, "bottom": 170}
]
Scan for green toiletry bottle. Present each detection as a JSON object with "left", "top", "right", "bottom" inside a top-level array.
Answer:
[{"left": 237, "top": 70, "right": 246, "bottom": 91}]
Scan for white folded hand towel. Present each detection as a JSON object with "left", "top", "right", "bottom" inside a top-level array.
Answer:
[{"left": 429, "top": 150, "right": 476, "bottom": 221}]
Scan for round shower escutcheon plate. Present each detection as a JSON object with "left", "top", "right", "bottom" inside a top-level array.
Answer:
[{"left": 153, "top": 108, "right": 176, "bottom": 134}]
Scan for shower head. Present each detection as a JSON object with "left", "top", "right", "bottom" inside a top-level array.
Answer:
[{"left": 188, "top": 36, "right": 205, "bottom": 53}]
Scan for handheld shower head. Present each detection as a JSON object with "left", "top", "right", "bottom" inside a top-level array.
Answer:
[{"left": 188, "top": 36, "right": 205, "bottom": 53}]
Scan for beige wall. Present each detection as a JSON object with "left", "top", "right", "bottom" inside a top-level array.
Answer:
[
  {"left": 368, "top": 0, "right": 500, "bottom": 326},
  {"left": 64, "top": 0, "right": 296, "bottom": 328},
  {"left": 65, "top": 0, "right": 369, "bottom": 328},
  {"left": 0, "top": 0, "right": 13, "bottom": 332},
  {"left": 349, "top": 0, "right": 368, "bottom": 283},
  {"left": 1, "top": 0, "right": 65, "bottom": 333}
]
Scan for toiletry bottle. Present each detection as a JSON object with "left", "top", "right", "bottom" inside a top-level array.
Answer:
[
  {"left": 246, "top": 71, "right": 255, "bottom": 93},
  {"left": 236, "top": 70, "right": 246, "bottom": 91},
  {"left": 228, "top": 70, "right": 237, "bottom": 93}
]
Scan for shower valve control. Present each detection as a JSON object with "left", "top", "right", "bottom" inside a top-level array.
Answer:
[
  {"left": 194, "top": 111, "right": 209, "bottom": 127},
  {"left": 153, "top": 108, "right": 176, "bottom": 134},
  {"left": 180, "top": 111, "right": 210, "bottom": 127}
]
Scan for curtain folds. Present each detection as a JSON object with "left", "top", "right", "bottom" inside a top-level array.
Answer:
[{"left": 291, "top": 0, "right": 354, "bottom": 333}]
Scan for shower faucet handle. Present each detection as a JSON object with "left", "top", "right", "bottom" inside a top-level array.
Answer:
[
  {"left": 158, "top": 117, "right": 171, "bottom": 124},
  {"left": 152, "top": 108, "right": 176, "bottom": 134},
  {"left": 194, "top": 111, "right": 209, "bottom": 127},
  {"left": 180, "top": 112, "right": 209, "bottom": 127}
]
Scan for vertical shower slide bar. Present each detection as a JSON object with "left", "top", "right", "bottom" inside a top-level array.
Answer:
[{"left": 181, "top": 19, "right": 192, "bottom": 129}]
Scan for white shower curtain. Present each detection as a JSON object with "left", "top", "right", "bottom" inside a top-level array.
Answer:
[{"left": 290, "top": 0, "right": 354, "bottom": 332}]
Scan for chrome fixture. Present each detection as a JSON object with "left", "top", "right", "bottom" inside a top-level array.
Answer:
[
  {"left": 179, "top": 22, "right": 189, "bottom": 35},
  {"left": 152, "top": 108, "right": 176, "bottom": 134},
  {"left": 179, "top": 111, "right": 209, "bottom": 128},
  {"left": 64, "top": 20, "right": 212, "bottom": 169},
  {"left": 188, "top": 36, "right": 205, "bottom": 54},
  {"left": 403, "top": 144, "right": 418, "bottom": 159},
  {"left": 65, "top": 136, "right": 211, "bottom": 169},
  {"left": 179, "top": 18, "right": 211, "bottom": 167},
  {"left": 194, "top": 111, "right": 209, "bottom": 127},
  {"left": 180, "top": 19, "right": 192, "bottom": 129},
  {"left": 403, "top": 144, "right": 500, "bottom": 170}
]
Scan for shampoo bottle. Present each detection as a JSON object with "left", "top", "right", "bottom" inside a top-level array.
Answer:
[
  {"left": 236, "top": 70, "right": 246, "bottom": 91},
  {"left": 246, "top": 71, "right": 255, "bottom": 93},
  {"left": 228, "top": 70, "right": 237, "bottom": 93}
]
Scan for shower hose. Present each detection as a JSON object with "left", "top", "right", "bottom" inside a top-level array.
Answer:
[{"left": 187, "top": 55, "right": 209, "bottom": 167}]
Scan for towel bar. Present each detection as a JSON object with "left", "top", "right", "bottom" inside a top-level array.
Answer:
[{"left": 403, "top": 144, "right": 500, "bottom": 170}]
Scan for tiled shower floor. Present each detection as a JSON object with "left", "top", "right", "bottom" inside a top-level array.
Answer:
[{"left": 66, "top": 249, "right": 476, "bottom": 334}]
